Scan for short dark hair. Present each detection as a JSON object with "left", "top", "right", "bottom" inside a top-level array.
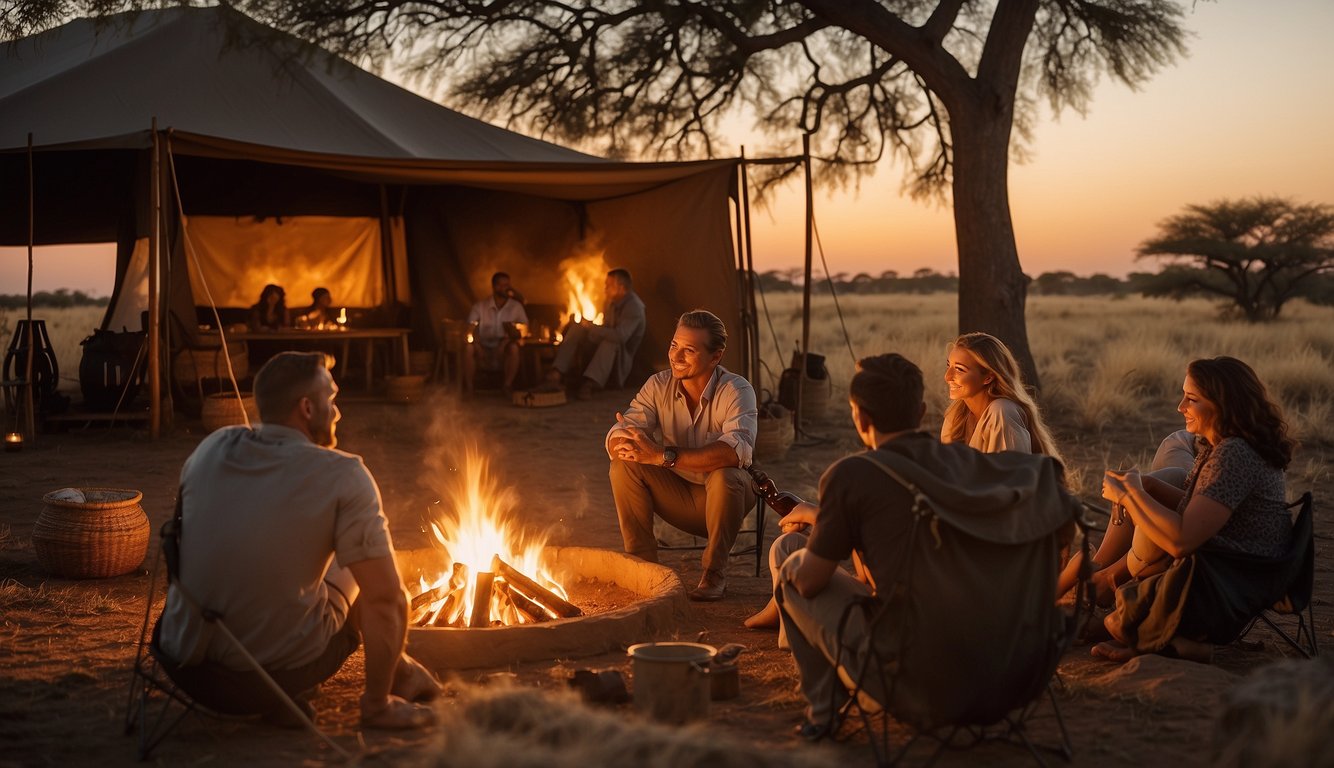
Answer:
[
  {"left": 491, "top": 272, "right": 510, "bottom": 287},
  {"left": 254, "top": 351, "right": 334, "bottom": 424},
  {"left": 677, "top": 309, "right": 727, "bottom": 352},
  {"left": 312, "top": 287, "right": 330, "bottom": 301},
  {"left": 849, "top": 353, "right": 924, "bottom": 432},
  {"left": 607, "top": 268, "right": 632, "bottom": 288}
]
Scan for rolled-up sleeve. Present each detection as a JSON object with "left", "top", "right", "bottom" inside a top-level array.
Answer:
[
  {"left": 605, "top": 379, "right": 661, "bottom": 458},
  {"left": 333, "top": 459, "right": 392, "bottom": 567},
  {"left": 713, "top": 378, "right": 758, "bottom": 468}
]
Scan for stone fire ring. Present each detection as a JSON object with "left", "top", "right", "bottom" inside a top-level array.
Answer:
[{"left": 395, "top": 546, "right": 689, "bottom": 670}]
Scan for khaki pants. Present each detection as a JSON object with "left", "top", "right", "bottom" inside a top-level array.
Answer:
[
  {"left": 776, "top": 548, "right": 885, "bottom": 724},
  {"left": 609, "top": 460, "right": 754, "bottom": 577}
]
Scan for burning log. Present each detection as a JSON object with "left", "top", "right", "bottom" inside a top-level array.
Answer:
[
  {"left": 496, "top": 581, "right": 552, "bottom": 623},
  {"left": 411, "top": 563, "right": 466, "bottom": 626},
  {"left": 492, "top": 555, "right": 583, "bottom": 619},
  {"left": 470, "top": 571, "right": 496, "bottom": 628},
  {"left": 416, "top": 592, "right": 461, "bottom": 628},
  {"left": 411, "top": 583, "right": 451, "bottom": 614}
]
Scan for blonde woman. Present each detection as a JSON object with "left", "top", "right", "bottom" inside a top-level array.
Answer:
[{"left": 941, "top": 332, "right": 1062, "bottom": 462}]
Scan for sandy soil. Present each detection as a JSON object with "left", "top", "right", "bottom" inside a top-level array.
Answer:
[{"left": 0, "top": 385, "right": 1328, "bottom": 767}]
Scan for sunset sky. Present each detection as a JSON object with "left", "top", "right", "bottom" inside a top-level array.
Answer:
[{"left": 3, "top": 0, "right": 1332, "bottom": 295}]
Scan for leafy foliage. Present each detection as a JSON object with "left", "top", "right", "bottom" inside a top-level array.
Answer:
[{"left": 1137, "top": 197, "right": 1334, "bottom": 321}]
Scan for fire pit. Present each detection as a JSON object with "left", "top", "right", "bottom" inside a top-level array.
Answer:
[{"left": 397, "top": 546, "right": 687, "bottom": 669}]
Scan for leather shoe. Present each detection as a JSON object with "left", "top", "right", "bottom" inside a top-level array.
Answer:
[{"left": 687, "top": 572, "right": 726, "bottom": 602}]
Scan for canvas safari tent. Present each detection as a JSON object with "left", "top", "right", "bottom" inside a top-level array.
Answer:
[{"left": 0, "top": 5, "right": 759, "bottom": 436}]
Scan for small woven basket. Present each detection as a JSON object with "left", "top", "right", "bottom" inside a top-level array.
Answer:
[
  {"left": 754, "top": 403, "right": 794, "bottom": 462},
  {"left": 33, "top": 488, "right": 149, "bottom": 579},
  {"left": 202, "top": 392, "right": 259, "bottom": 432}
]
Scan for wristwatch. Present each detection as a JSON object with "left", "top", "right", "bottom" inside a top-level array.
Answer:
[{"left": 661, "top": 446, "right": 679, "bottom": 469}]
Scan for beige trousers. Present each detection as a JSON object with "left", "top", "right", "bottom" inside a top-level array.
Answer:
[{"left": 609, "top": 460, "right": 754, "bottom": 577}]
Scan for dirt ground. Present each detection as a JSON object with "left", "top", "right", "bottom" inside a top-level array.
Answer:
[{"left": 0, "top": 385, "right": 1328, "bottom": 767}]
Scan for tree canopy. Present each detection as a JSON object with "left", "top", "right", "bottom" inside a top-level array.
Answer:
[
  {"left": 1137, "top": 197, "right": 1334, "bottom": 321},
  {"left": 7, "top": 0, "right": 1198, "bottom": 387}
]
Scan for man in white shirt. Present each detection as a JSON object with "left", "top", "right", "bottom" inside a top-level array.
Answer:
[
  {"left": 158, "top": 352, "right": 438, "bottom": 729},
  {"left": 465, "top": 272, "right": 528, "bottom": 394},
  {"left": 605, "top": 310, "right": 757, "bottom": 601}
]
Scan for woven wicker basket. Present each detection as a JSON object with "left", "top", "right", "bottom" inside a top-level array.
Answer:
[
  {"left": 797, "top": 374, "right": 833, "bottom": 421},
  {"left": 33, "top": 488, "right": 148, "bottom": 579},
  {"left": 754, "top": 404, "right": 795, "bottom": 462},
  {"left": 202, "top": 392, "right": 259, "bottom": 432}
]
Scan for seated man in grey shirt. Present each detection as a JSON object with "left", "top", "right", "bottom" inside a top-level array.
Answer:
[
  {"left": 157, "top": 351, "right": 438, "bottom": 729},
  {"left": 605, "top": 309, "right": 758, "bottom": 601}
]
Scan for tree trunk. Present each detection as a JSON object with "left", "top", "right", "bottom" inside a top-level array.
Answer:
[{"left": 951, "top": 108, "right": 1041, "bottom": 390}]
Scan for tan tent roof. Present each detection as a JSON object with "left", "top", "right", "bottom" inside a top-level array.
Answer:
[{"left": 0, "top": 5, "right": 596, "bottom": 162}]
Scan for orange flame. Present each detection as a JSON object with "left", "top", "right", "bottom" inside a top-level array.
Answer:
[
  {"left": 559, "top": 250, "right": 609, "bottom": 326},
  {"left": 414, "top": 443, "right": 568, "bottom": 627}
]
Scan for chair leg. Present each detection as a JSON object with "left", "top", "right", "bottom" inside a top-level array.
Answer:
[{"left": 754, "top": 498, "right": 766, "bottom": 577}]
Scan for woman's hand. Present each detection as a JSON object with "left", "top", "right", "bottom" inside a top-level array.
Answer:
[{"left": 1102, "top": 469, "right": 1143, "bottom": 505}]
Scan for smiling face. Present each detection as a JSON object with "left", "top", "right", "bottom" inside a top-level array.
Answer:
[
  {"left": 944, "top": 347, "right": 993, "bottom": 404},
  {"left": 668, "top": 324, "right": 722, "bottom": 383},
  {"left": 1178, "top": 374, "right": 1219, "bottom": 442}
]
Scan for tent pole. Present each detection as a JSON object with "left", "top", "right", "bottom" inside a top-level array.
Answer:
[
  {"left": 148, "top": 119, "right": 161, "bottom": 439},
  {"left": 379, "top": 184, "right": 395, "bottom": 309},
  {"left": 731, "top": 155, "right": 748, "bottom": 383},
  {"left": 739, "top": 150, "right": 759, "bottom": 391},
  {"left": 798, "top": 134, "right": 813, "bottom": 433},
  {"left": 21, "top": 134, "right": 36, "bottom": 444}
]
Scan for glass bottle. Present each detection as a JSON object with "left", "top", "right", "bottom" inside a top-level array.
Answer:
[{"left": 746, "top": 467, "right": 803, "bottom": 517}]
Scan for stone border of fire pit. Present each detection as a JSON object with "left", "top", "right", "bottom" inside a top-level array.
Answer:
[{"left": 397, "top": 546, "right": 689, "bottom": 670}]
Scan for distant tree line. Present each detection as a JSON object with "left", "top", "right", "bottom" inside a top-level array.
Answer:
[
  {"left": 0, "top": 290, "right": 109, "bottom": 309},
  {"left": 756, "top": 266, "right": 1334, "bottom": 308}
]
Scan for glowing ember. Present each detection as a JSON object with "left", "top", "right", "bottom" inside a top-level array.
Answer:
[
  {"left": 559, "top": 251, "right": 609, "bottom": 326},
  {"left": 413, "top": 443, "right": 572, "bottom": 628}
]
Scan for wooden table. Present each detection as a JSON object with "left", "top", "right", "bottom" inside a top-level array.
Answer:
[{"left": 209, "top": 328, "right": 411, "bottom": 388}]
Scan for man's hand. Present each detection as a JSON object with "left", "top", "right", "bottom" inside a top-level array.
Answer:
[
  {"left": 611, "top": 412, "right": 663, "bottom": 464},
  {"left": 779, "top": 501, "right": 818, "bottom": 534}
]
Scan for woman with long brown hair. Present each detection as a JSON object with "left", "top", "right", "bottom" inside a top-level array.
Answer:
[{"left": 1089, "top": 356, "right": 1297, "bottom": 663}]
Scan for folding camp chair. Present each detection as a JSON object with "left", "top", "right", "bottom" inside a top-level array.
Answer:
[
  {"left": 123, "top": 499, "right": 352, "bottom": 760},
  {"left": 653, "top": 489, "right": 767, "bottom": 576},
  {"left": 821, "top": 452, "right": 1088, "bottom": 767},
  {"left": 1239, "top": 492, "right": 1318, "bottom": 658}
]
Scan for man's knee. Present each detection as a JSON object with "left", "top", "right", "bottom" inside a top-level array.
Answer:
[
  {"left": 705, "top": 466, "right": 750, "bottom": 495},
  {"left": 609, "top": 457, "right": 638, "bottom": 480},
  {"left": 778, "top": 547, "right": 809, "bottom": 584},
  {"left": 771, "top": 531, "right": 808, "bottom": 568}
]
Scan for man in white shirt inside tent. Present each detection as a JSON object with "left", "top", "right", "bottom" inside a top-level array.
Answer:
[{"left": 465, "top": 271, "right": 528, "bottom": 395}]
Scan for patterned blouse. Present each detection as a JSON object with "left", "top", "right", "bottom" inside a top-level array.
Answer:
[{"left": 1178, "top": 436, "right": 1289, "bottom": 558}]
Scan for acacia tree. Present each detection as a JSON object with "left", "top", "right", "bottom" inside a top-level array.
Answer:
[
  {"left": 1138, "top": 197, "right": 1334, "bottom": 321},
  {"left": 13, "top": 1, "right": 1194, "bottom": 387}
]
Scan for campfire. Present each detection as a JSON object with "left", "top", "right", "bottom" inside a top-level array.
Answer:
[{"left": 410, "top": 444, "right": 581, "bottom": 628}]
